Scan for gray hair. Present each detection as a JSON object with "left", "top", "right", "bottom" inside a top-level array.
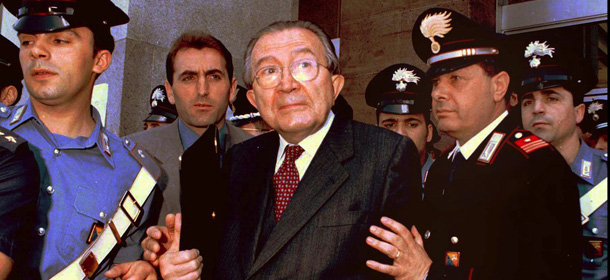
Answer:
[{"left": 243, "top": 20, "right": 340, "bottom": 89}]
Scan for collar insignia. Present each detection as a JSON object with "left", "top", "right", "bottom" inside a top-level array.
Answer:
[
  {"left": 420, "top": 11, "right": 453, "bottom": 54},
  {"left": 588, "top": 102, "right": 603, "bottom": 121},
  {"left": 392, "top": 68, "right": 420, "bottom": 92},
  {"left": 524, "top": 41, "right": 554, "bottom": 68},
  {"left": 151, "top": 87, "right": 166, "bottom": 108}
]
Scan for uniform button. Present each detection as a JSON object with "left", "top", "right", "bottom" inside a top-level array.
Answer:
[
  {"left": 424, "top": 230, "right": 431, "bottom": 239},
  {"left": 451, "top": 236, "right": 459, "bottom": 244},
  {"left": 99, "top": 212, "right": 106, "bottom": 219},
  {"left": 53, "top": 148, "right": 61, "bottom": 156},
  {"left": 37, "top": 227, "right": 46, "bottom": 236},
  {"left": 514, "top": 132, "right": 523, "bottom": 139},
  {"left": 0, "top": 107, "right": 6, "bottom": 113},
  {"left": 46, "top": 185, "right": 55, "bottom": 194},
  {"left": 124, "top": 139, "right": 130, "bottom": 145},
  {"left": 592, "top": 227, "right": 599, "bottom": 234},
  {"left": 178, "top": 155, "right": 182, "bottom": 162}
]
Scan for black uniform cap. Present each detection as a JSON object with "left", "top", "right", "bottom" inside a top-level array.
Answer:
[
  {"left": 365, "top": 63, "right": 431, "bottom": 115},
  {"left": 7, "top": 0, "right": 129, "bottom": 33},
  {"left": 0, "top": 34, "right": 22, "bottom": 88},
  {"left": 229, "top": 85, "right": 261, "bottom": 126},
  {"left": 145, "top": 85, "right": 177, "bottom": 123},
  {"left": 412, "top": 8, "right": 503, "bottom": 77},
  {"left": 512, "top": 37, "right": 597, "bottom": 103},
  {"left": 581, "top": 89, "right": 607, "bottom": 135}
]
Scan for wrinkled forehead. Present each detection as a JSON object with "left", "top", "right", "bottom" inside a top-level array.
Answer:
[{"left": 252, "top": 27, "right": 326, "bottom": 66}]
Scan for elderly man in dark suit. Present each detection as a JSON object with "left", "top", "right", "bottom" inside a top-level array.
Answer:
[
  {"left": 213, "top": 20, "right": 422, "bottom": 279},
  {"left": 140, "top": 21, "right": 421, "bottom": 279}
]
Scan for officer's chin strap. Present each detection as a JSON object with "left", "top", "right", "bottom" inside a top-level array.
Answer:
[
  {"left": 581, "top": 177, "right": 607, "bottom": 225},
  {"left": 50, "top": 167, "right": 157, "bottom": 279}
]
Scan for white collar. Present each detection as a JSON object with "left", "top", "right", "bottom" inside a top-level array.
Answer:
[
  {"left": 277, "top": 112, "right": 335, "bottom": 165},
  {"left": 448, "top": 110, "right": 508, "bottom": 160}
]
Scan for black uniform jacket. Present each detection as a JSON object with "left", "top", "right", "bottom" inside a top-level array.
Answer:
[{"left": 418, "top": 113, "right": 582, "bottom": 279}]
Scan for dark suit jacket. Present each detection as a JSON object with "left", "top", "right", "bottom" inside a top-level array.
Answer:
[
  {"left": 419, "top": 113, "right": 582, "bottom": 279},
  {"left": 216, "top": 116, "right": 422, "bottom": 279},
  {"left": 129, "top": 121, "right": 252, "bottom": 225}
]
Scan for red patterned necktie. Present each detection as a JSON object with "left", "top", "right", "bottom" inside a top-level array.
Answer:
[{"left": 273, "top": 145, "right": 305, "bottom": 222}]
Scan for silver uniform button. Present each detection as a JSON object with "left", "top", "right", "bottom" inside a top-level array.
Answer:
[
  {"left": 0, "top": 107, "right": 6, "bottom": 113},
  {"left": 99, "top": 212, "right": 106, "bottom": 219},
  {"left": 46, "top": 186, "right": 55, "bottom": 194},
  {"left": 37, "top": 227, "right": 46, "bottom": 236},
  {"left": 592, "top": 227, "right": 599, "bottom": 234},
  {"left": 124, "top": 139, "right": 130, "bottom": 145},
  {"left": 53, "top": 148, "right": 61, "bottom": 156},
  {"left": 514, "top": 132, "right": 523, "bottom": 139},
  {"left": 451, "top": 236, "right": 459, "bottom": 244},
  {"left": 424, "top": 230, "right": 431, "bottom": 239},
  {"left": 178, "top": 155, "right": 182, "bottom": 162}
]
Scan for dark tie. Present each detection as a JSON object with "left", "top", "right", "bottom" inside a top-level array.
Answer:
[
  {"left": 449, "top": 150, "right": 465, "bottom": 184},
  {"left": 273, "top": 145, "right": 305, "bottom": 222}
]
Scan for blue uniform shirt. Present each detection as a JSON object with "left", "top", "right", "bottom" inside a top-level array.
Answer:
[
  {"left": 570, "top": 140, "right": 607, "bottom": 280},
  {"left": 0, "top": 100, "right": 161, "bottom": 279}
]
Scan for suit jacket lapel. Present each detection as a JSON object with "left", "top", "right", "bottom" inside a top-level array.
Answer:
[
  {"left": 240, "top": 133, "right": 279, "bottom": 276},
  {"left": 248, "top": 117, "right": 353, "bottom": 277}
]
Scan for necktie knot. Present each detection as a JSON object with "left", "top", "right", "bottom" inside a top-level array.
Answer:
[{"left": 284, "top": 145, "right": 304, "bottom": 162}]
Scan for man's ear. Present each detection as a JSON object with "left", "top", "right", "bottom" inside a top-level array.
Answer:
[
  {"left": 92, "top": 50, "right": 112, "bottom": 74},
  {"left": 331, "top": 74, "right": 345, "bottom": 101},
  {"left": 575, "top": 103, "right": 585, "bottom": 125},
  {"left": 426, "top": 123, "right": 434, "bottom": 143},
  {"left": 0, "top": 86, "right": 18, "bottom": 106},
  {"left": 229, "top": 78, "right": 238, "bottom": 103},
  {"left": 491, "top": 71, "right": 510, "bottom": 103},
  {"left": 165, "top": 80, "right": 175, "bottom": 105},
  {"left": 246, "top": 89, "right": 258, "bottom": 110}
]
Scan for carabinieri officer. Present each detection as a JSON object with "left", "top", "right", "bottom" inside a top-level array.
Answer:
[{"left": 2, "top": 0, "right": 164, "bottom": 279}]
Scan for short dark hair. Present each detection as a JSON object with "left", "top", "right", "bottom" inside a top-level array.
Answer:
[
  {"left": 165, "top": 31, "right": 233, "bottom": 85},
  {"left": 477, "top": 56, "right": 515, "bottom": 105},
  {"left": 243, "top": 20, "right": 340, "bottom": 89},
  {"left": 90, "top": 26, "right": 115, "bottom": 54}
]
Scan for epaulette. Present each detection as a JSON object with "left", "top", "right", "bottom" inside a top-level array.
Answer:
[
  {"left": 602, "top": 152, "right": 607, "bottom": 162},
  {"left": 0, "top": 126, "right": 26, "bottom": 153},
  {"left": 123, "top": 137, "right": 162, "bottom": 180},
  {"left": 509, "top": 129, "right": 549, "bottom": 154}
]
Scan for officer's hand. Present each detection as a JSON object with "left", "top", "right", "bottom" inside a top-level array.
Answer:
[
  {"left": 366, "top": 217, "right": 432, "bottom": 280},
  {"left": 142, "top": 213, "right": 177, "bottom": 266},
  {"left": 158, "top": 213, "right": 203, "bottom": 280},
  {"left": 104, "top": 260, "right": 157, "bottom": 280}
]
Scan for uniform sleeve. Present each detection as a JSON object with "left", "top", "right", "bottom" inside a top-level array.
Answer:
[
  {"left": 0, "top": 141, "right": 40, "bottom": 261},
  {"left": 382, "top": 135, "right": 423, "bottom": 225}
]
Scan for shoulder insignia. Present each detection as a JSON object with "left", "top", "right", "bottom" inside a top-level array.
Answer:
[
  {"left": 10, "top": 104, "right": 27, "bottom": 125},
  {"left": 478, "top": 132, "right": 504, "bottom": 163},
  {"left": 512, "top": 131, "right": 549, "bottom": 154},
  {"left": 124, "top": 137, "right": 161, "bottom": 180}
]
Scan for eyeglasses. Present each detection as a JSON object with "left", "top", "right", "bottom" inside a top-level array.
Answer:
[{"left": 254, "top": 58, "right": 325, "bottom": 89}]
